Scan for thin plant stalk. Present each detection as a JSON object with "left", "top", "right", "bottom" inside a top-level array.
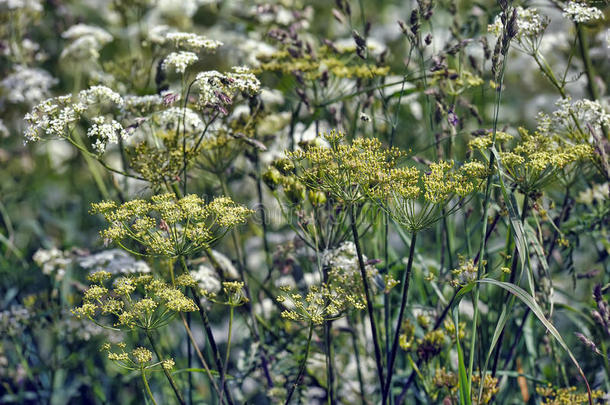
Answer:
[
  {"left": 145, "top": 330, "right": 186, "bottom": 405},
  {"left": 349, "top": 204, "right": 386, "bottom": 394},
  {"left": 141, "top": 368, "right": 158, "bottom": 405},
  {"left": 218, "top": 306, "right": 234, "bottom": 405},
  {"left": 219, "top": 178, "right": 274, "bottom": 388},
  {"left": 285, "top": 323, "right": 314, "bottom": 405},
  {"left": 178, "top": 256, "right": 235, "bottom": 405},
  {"left": 382, "top": 232, "right": 417, "bottom": 405},
  {"left": 179, "top": 313, "right": 223, "bottom": 400},
  {"left": 467, "top": 34, "right": 511, "bottom": 393}
]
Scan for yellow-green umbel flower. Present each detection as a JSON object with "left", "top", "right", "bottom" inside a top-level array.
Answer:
[
  {"left": 73, "top": 272, "right": 197, "bottom": 330},
  {"left": 379, "top": 159, "right": 487, "bottom": 232},
  {"left": 91, "top": 193, "right": 253, "bottom": 257},
  {"left": 276, "top": 283, "right": 365, "bottom": 325},
  {"left": 101, "top": 343, "right": 175, "bottom": 373},
  {"left": 284, "top": 130, "right": 404, "bottom": 206},
  {"left": 470, "top": 128, "right": 594, "bottom": 193}
]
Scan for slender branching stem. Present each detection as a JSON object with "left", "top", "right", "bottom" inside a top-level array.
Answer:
[
  {"left": 141, "top": 367, "right": 158, "bottom": 405},
  {"left": 179, "top": 313, "right": 223, "bottom": 400},
  {"left": 178, "top": 256, "right": 235, "bottom": 405},
  {"left": 285, "top": 323, "right": 314, "bottom": 405},
  {"left": 382, "top": 232, "right": 417, "bottom": 405},
  {"left": 218, "top": 306, "right": 234, "bottom": 405},
  {"left": 349, "top": 204, "right": 386, "bottom": 395},
  {"left": 145, "top": 329, "right": 186, "bottom": 405}
]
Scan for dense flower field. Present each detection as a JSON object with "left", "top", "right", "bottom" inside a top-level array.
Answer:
[{"left": 1, "top": 0, "right": 609, "bottom": 404}]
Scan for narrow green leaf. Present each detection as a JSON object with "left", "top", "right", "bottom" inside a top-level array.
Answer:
[{"left": 477, "top": 278, "right": 593, "bottom": 405}]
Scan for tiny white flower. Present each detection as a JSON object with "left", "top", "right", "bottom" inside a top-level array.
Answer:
[
  {"left": 162, "top": 51, "right": 199, "bottom": 74},
  {"left": 86, "top": 116, "right": 127, "bottom": 154}
]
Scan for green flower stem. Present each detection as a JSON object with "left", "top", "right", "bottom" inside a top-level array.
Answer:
[
  {"left": 383, "top": 216, "right": 392, "bottom": 397},
  {"left": 179, "top": 256, "right": 235, "bottom": 405},
  {"left": 218, "top": 306, "right": 234, "bottom": 405},
  {"left": 382, "top": 232, "right": 417, "bottom": 405},
  {"left": 285, "top": 323, "right": 314, "bottom": 405},
  {"left": 349, "top": 204, "right": 386, "bottom": 396},
  {"left": 347, "top": 317, "right": 366, "bottom": 404},
  {"left": 141, "top": 367, "right": 158, "bottom": 405},
  {"left": 325, "top": 318, "right": 335, "bottom": 405},
  {"left": 396, "top": 213, "right": 502, "bottom": 404},
  {"left": 145, "top": 330, "right": 186, "bottom": 405},
  {"left": 467, "top": 27, "right": 512, "bottom": 392},
  {"left": 218, "top": 178, "right": 274, "bottom": 388}
]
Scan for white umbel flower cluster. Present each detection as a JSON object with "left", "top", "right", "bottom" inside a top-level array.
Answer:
[
  {"left": 87, "top": 116, "right": 127, "bottom": 154},
  {"left": 24, "top": 85, "right": 125, "bottom": 152},
  {"left": 0, "top": 65, "right": 57, "bottom": 105},
  {"left": 563, "top": 2, "right": 604, "bottom": 23},
  {"left": 123, "top": 94, "right": 165, "bottom": 114},
  {"left": 537, "top": 97, "right": 610, "bottom": 140},
  {"left": 62, "top": 24, "right": 113, "bottom": 44},
  {"left": 488, "top": 7, "right": 548, "bottom": 39},
  {"left": 33, "top": 247, "right": 72, "bottom": 280},
  {"left": 190, "top": 250, "right": 239, "bottom": 295},
  {"left": 165, "top": 32, "right": 223, "bottom": 51},
  {"left": 194, "top": 66, "right": 260, "bottom": 110},
  {"left": 322, "top": 242, "right": 375, "bottom": 278},
  {"left": 162, "top": 51, "right": 199, "bottom": 74},
  {"left": 60, "top": 24, "right": 113, "bottom": 60},
  {"left": 0, "top": 0, "right": 43, "bottom": 11},
  {"left": 24, "top": 95, "right": 79, "bottom": 142},
  {"left": 154, "top": 107, "right": 204, "bottom": 133},
  {"left": 79, "top": 85, "right": 124, "bottom": 107},
  {"left": 78, "top": 249, "right": 151, "bottom": 275}
]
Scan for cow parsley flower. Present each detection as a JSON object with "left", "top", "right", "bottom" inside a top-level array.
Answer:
[
  {"left": 61, "top": 24, "right": 113, "bottom": 44},
  {"left": 24, "top": 95, "right": 77, "bottom": 142},
  {"left": 123, "top": 94, "right": 165, "bottom": 114},
  {"left": 162, "top": 51, "right": 199, "bottom": 74},
  {"left": 79, "top": 85, "right": 123, "bottom": 107},
  {"left": 0, "top": 119, "right": 8, "bottom": 138},
  {"left": 0, "top": 0, "right": 43, "bottom": 12},
  {"left": 193, "top": 66, "right": 261, "bottom": 110},
  {"left": 60, "top": 24, "right": 112, "bottom": 61},
  {"left": 87, "top": 116, "right": 128, "bottom": 154},
  {"left": 538, "top": 97, "right": 610, "bottom": 141},
  {"left": 563, "top": 2, "right": 604, "bottom": 23},
  {"left": 165, "top": 32, "right": 223, "bottom": 51},
  {"left": 154, "top": 107, "right": 203, "bottom": 133},
  {"left": 78, "top": 249, "right": 151, "bottom": 275},
  {"left": 488, "top": 7, "right": 548, "bottom": 40},
  {"left": 33, "top": 247, "right": 72, "bottom": 281},
  {"left": 0, "top": 65, "right": 57, "bottom": 105}
]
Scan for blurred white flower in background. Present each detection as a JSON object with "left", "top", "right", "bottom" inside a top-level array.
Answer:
[
  {"left": 0, "top": 66, "right": 57, "bottom": 106},
  {"left": 563, "top": 2, "right": 604, "bottom": 23}
]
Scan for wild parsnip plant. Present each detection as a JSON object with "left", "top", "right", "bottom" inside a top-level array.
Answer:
[{"left": 1, "top": 0, "right": 610, "bottom": 404}]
